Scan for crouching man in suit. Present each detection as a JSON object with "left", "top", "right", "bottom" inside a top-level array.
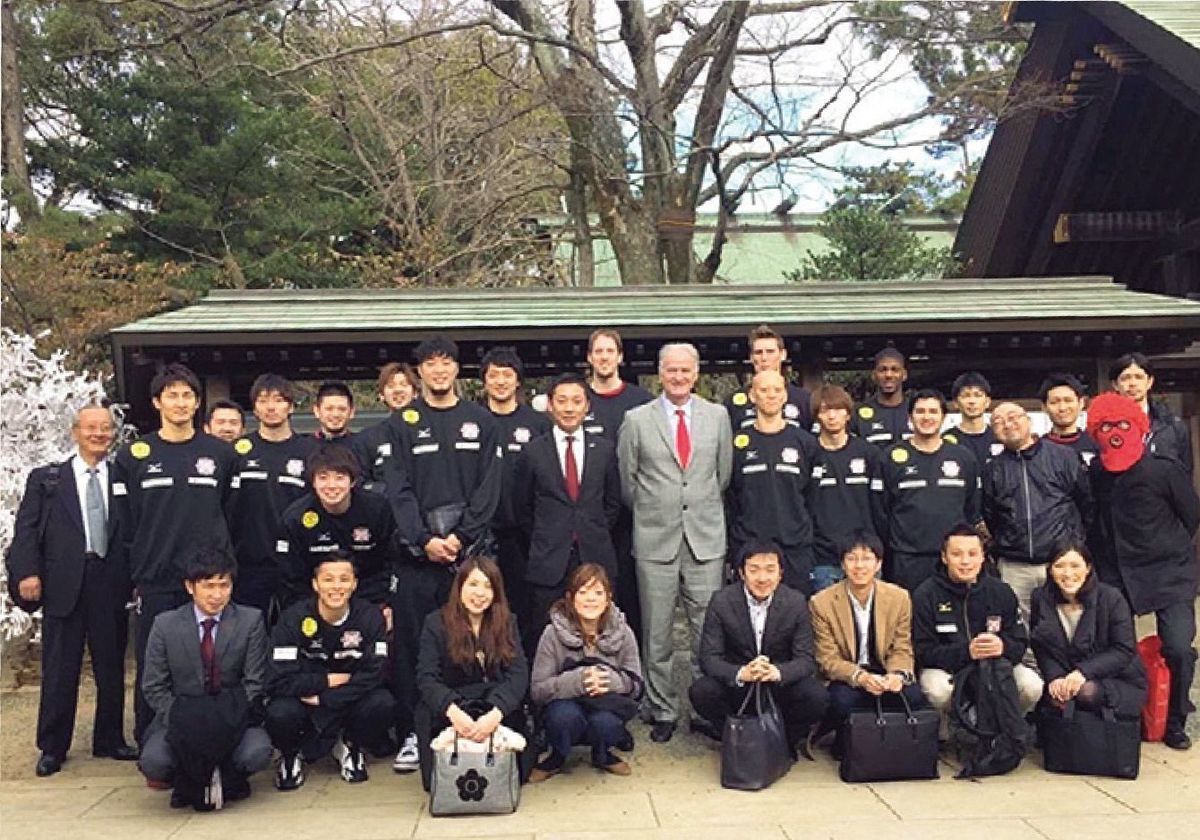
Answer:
[
  {"left": 689, "top": 541, "right": 828, "bottom": 755},
  {"left": 140, "top": 549, "right": 272, "bottom": 811}
]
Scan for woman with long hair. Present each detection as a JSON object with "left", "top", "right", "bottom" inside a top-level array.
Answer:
[
  {"left": 415, "top": 556, "right": 528, "bottom": 789},
  {"left": 1029, "top": 542, "right": 1146, "bottom": 717},
  {"left": 529, "top": 564, "right": 642, "bottom": 780}
]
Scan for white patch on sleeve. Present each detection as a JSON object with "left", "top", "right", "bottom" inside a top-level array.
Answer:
[
  {"left": 375, "top": 641, "right": 387, "bottom": 656},
  {"left": 272, "top": 647, "right": 298, "bottom": 661},
  {"left": 276, "top": 540, "right": 289, "bottom": 553}
]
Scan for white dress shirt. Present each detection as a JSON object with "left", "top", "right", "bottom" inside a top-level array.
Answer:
[
  {"left": 744, "top": 586, "right": 774, "bottom": 654},
  {"left": 659, "top": 393, "right": 693, "bottom": 437},
  {"left": 848, "top": 583, "right": 876, "bottom": 666},
  {"left": 71, "top": 453, "right": 109, "bottom": 555},
  {"left": 552, "top": 426, "right": 586, "bottom": 481}
]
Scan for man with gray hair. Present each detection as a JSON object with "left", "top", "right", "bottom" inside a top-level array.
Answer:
[{"left": 618, "top": 342, "right": 733, "bottom": 742}]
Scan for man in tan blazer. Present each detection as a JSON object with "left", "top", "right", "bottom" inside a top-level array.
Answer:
[
  {"left": 808, "top": 529, "right": 929, "bottom": 755},
  {"left": 618, "top": 342, "right": 733, "bottom": 742}
]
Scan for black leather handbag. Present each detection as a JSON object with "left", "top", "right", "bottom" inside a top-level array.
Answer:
[
  {"left": 720, "top": 683, "right": 793, "bottom": 790},
  {"left": 1039, "top": 700, "right": 1140, "bottom": 779},
  {"left": 839, "top": 692, "right": 940, "bottom": 782}
]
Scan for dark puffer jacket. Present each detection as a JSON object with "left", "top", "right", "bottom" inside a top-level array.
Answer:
[{"left": 982, "top": 438, "right": 1091, "bottom": 565}]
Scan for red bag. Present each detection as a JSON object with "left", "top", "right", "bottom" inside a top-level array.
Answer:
[{"left": 1137, "top": 635, "right": 1171, "bottom": 742}]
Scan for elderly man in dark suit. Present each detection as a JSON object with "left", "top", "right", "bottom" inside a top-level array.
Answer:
[
  {"left": 690, "top": 541, "right": 828, "bottom": 754},
  {"left": 140, "top": 549, "right": 271, "bottom": 811},
  {"left": 515, "top": 372, "right": 622, "bottom": 656},
  {"left": 619, "top": 342, "right": 733, "bottom": 743},
  {"left": 5, "top": 403, "right": 135, "bottom": 777}
]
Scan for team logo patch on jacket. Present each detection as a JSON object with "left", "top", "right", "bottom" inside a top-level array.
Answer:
[
  {"left": 302, "top": 510, "right": 319, "bottom": 528},
  {"left": 514, "top": 427, "right": 531, "bottom": 444},
  {"left": 286, "top": 459, "right": 304, "bottom": 476},
  {"left": 131, "top": 441, "right": 151, "bottom": 459},
  {"left": 850, "top": 457, "right": 866, "bottom": 474},
  {"left": 732, "top": 392, "right": 749, "bottom": 406},
  {"left": 352, "top": 527, "right": 371, "bottom": 542},
  {"left": 733, "top": 434, "right": 750, "bottom": 449},
  {"left": 301, "top": 616, "right": 319, "bottom": 637},
  {"left": 195, "top": 457, "right": 216, "bottom": 476},
  {"left": 402, "top": 409, "right": 420, "bottom": 425},
  {"left": 460, "top": 422, "right": 479, "bottom": 440},
  {"left": 990, "top": 442, "right": 1005, "bottom": 457},
  {"left": 341, "top": 630, "right": 362, "bottom": 648},
  {"left": 784, "top": 404, "right": 799, "bottom": 419},
  {"left": 890, "top": 447, "right": 908, "bottom": 464},
  {"left": 234, "top": 438, "right": 253, "bottom": 455},
  {"left": 781, "top": 447, "right": 799, "bottom": 464},
  {"left": 858, "top": 406, "right": 875, "bottom": 420},
  {"left": 941, "top": 460, "right": 960, "bottom": 478}
]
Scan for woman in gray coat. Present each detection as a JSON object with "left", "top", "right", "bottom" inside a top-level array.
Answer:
[{"left": 529, "top": 564, "right": 643, "bottom": 780}]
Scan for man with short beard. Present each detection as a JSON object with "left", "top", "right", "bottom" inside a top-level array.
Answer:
[
  {"left": 878, "top": 389, "right": 981, "bottom": 591},
  {"left": 377, "top": 334, "right": 503, "bottom": 772},
  {"left": 850, "top": 348, "right": 912, "bottom": 447},
  {"left": 983, "top": 402, "right": 1091, "bottom": 623},
  {"left": 204, "top": 400, "right": 245, "bottom": 444},
  {"left": 229, "top": 374, "right": 317, "bottom": 614},
  {"left": 726, "top": 370, "right": 818, "bottom": 593},
  {"left": 724, "top": 324, "right": 813, "bottom": 433},
  {"left": 1039, "top": 373, "right": 1100, "bottom": 469}
]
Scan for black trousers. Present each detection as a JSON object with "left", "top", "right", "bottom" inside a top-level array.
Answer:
[
  {"left": 37, "top": 556, "right": 127, "bottom": 758},
  {"left": 390, "top": 562, "right": 454, "bottom": 737},
  {"left": 522, "top": 545, "right": 582, "bottom": 660},
  {"left": 1152, "top": 598, "right": 1197, "bottom": 729},
  {"left": 133, "top": 587, "right": 191, "bottom": 743},
  {"left": 825, "top": 681, "right": 929, "bottom": 725},
  {"left": 265, "top": 690, "right": 395, "bottom": 759},
  {"left": 495, "top": 528, "right": 531, "bottom": 637},
  {"left": 612, "top": 507, "right": 642, "bottom": 643},
  {"left": 232, "top": 565, "right": 277, "bottom": 619},
  {"left": 689, "top": 675, "right": 829, "bottom": 748}
]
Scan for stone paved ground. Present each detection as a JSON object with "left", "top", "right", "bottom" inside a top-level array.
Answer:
[{"left": 1, "top": 610, "right": 1197, "bottom": 839}]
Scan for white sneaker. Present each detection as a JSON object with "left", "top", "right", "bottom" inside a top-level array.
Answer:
[
  {"left": 275, "top": 753, "right": 304, "bottom": 791},
  {"left": 205, "top": 766, "right": 224, "bottom": 810},
  {"left": 392, "top": 732, "right": 419, "bottom": 774},
  {"left": 339, "top": 741, "right": 368, "bottom": 784}
]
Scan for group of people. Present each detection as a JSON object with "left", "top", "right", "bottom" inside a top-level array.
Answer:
[{"left": 6, "top": 324, "right": 1197, "bottom": 811}]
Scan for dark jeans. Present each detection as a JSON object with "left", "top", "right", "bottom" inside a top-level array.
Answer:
[
  {"left": 1154, "top": 598, "right": 1198, "bottom": 729},
  {"left": 264, "top": 690, "right": 395, "bottom": 759},
  {"left": 37, "top": 556, "right": 127, "bottom": 758},
  {"left": 541, "top": 698, "right": 628, "bottom": 765},
  {"left": 134, "top": 587, "right": 191, "bottom": 743},
  {"left": 689, "top": 675, "right": 828, "bottom": 748},
  {"left": 810, "top": 564, "right": 844, "bottom": 594},
  {"left": 390, "top": 563, "right": 454, "bottom": 737},
  {"left": 612, "top": 507, "right": 642, "bottom": 643},
  {"left": 825, "top": 680, "right": 929, "bottom": 728}
]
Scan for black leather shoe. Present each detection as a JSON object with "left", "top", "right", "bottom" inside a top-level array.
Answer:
[
  {"left": 169, "top": 789, "right": 190, "bottom": 809},
  {"left": 1164, "top": 728, "right": 1193, "bottom": 751},
  {"left": 93, "top": 744, "right": 138, "bottom": 761},
  {"left": 649, "top": 721, "right": 676, "bottom": 743},
  {"left": 688, "top": 717, "right": 721, "bottom": 741},
  {"left": 35, "top": 754, "right": 63, "bottom": 777}
]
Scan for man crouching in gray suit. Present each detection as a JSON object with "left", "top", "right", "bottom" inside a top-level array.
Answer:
[
  {"left": 618, "top": 342, "right": 733, "bottom": 742},
  {"left": 140, "top": 548, "right": 272, "bottom": 811}
]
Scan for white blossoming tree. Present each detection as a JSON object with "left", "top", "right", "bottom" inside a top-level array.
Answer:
[{"left": 0, "top": 329, "right": 124, "bottom": 641}]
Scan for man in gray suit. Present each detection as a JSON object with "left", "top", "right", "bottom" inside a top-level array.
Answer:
[
  {"left": 140, "top": 549, "right": 272, "bottom": 811},
  {"left": 618, "top": 343, "right": 733, "bottom": 742}
]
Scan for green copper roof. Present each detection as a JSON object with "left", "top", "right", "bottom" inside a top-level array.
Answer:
[{"left": 112, "top": 277, "right": 1200, "bottom": 344}]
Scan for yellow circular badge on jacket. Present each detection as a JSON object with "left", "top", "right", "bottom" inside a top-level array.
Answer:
[
  {"left": 890, "top": 447, "right": 909, "bottom": 464},
  {"left": 301, "top": 510, "right": 319, "bottom": 529},
  {"left": 734, "top": 434, "right": 750, "bottom": 449},
  {"left": 943, "top": 433, "right": 958, "bottom": 445},
  {"left": 402, "top": 408, "right": 420, "bottom": 425},
  {"left": 131, "top": 441, "right": 151, "bottom": 459},
  {"left": 301, "top": 617, "right": 318, "bottom": 638},
  {"left": 732, "top": 392, "right": 748, "bottom": 406},
  {"left": 234, "top": 438, "right": 253, "bottom": 455},
  {"left": 858, "top": 406, "right": 875, "bottom": 420}
]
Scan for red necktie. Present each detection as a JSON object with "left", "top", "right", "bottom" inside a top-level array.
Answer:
[
  {"left": 675, "top": 409, "right": 691, "bottom": 469},
  {"left": 201, "top": 618, "right": 221, "bottom": 695},
  {"left": 564, "top": 435, "right": 580, "bottom": 502}
]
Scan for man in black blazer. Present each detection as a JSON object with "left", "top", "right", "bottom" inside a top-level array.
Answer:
[
  {"left": 690, "top": 541, "right": 828, "bottom": 754},
  {"left": 515, "top": 373, "right": 622, "bottom": 655},
  {"left": 5, "top": 404, "right": 135, "bottom": 776}
]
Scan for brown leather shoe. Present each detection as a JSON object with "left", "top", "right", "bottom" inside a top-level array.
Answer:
[
  {"left": 528, "top": 765, "right": 561, "bottom": 783},
  {"left": 598, "top": 758, "right": 631, "bottom": 776}
]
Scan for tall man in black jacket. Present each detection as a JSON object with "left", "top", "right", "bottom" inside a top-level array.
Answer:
[
  {"left": 1110, "top": 353, "right": 1193, "bottom": 475},
  {"left": 6, "top": 404, "right": 136, "bottom": 776},
  {"left": 266, "top": 552, "right": 393, "bottom": 789},
  {"left": 514, "top": 373, "right": 621, "bottom": 655},
  {"left": 112, "top": 363, "right": 238, "bottom": 742},
  {"left": 983, "top": 401, "right": 1091, "bottom": 624},
  {"left": 1088, "top": 393, "right": 1200, "bottom": 750}
]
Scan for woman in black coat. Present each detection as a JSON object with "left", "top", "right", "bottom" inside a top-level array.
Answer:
[
  {"left": 415, "top": 556, "right": 529, "bottom": 789},
  {"left": 1029, "top": 542, "right": 1146, "bottom": 719}
]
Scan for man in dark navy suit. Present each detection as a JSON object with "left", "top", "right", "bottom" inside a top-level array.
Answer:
[
  {"left": 515, "top": 372, "right": 622, "bottom": 655},
  {"left": 5, "top": 403, "right": 135, "bottom": 776}
]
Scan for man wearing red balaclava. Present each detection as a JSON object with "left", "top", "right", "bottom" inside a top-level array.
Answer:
[{"left": 1088, "top": 392, "right": 1200, "bottom": 750}]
